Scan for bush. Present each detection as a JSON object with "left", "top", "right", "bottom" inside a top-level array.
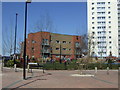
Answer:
[
  {"left": 5, "top": 59, "right": 21, "bottom": 67},
  {"left": 6, "top": 60, "right": 14, "bottom": 67},
  {"left": 43, "top": 62, "right": 119, "bottom": 70}
]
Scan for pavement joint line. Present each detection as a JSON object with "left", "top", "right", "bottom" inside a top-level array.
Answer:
[
  {"left": 3, "top": 79, "right": 23, "bottom": 88},
  {"left": 75, "top": 70, "right": 118, "bottom": 71},
  {"left": 91, "top": 76, "right": 118, "bottom": 86},
  {"left": 3, "top": 73, "right": 51, "bottom": 88}
]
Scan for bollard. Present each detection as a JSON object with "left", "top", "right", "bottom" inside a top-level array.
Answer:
[
  {"left": 107, "top": 67, "right": 109, "bottom": 75},
  {"left": 14, "top": 64, "right": 17, "bottom": 72},
  {"left": 27, "top": 64, "right": 30, "bottom": 73},
  {"left": 95, "top": 67, "right": 97, "bottom": 74}
]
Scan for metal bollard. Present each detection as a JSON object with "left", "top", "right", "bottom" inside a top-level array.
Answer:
[
  {"left": 27, "top": 64, "right": 30, "bottom": 73},
  {"left": 107, "top": 67, "right": 109, "bottom": 75},
  {"left": 14, "top": 64, "right": 17, "bottom": 72},
  {"left": 95, "top": 67, "right": 97, "bottom": 74}
]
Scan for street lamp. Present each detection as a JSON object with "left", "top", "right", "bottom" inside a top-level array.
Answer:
[
  {"left": 14, "top": 13, "right": 18, "bottom": 72},
  {"left": 23, "top": 0, "right": 31, "bottom": 80},
  {"left": 59, "top": 42, "right": 62, "bottom": 64}
]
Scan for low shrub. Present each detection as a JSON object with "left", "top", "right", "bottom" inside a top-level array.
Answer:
[{"left": 5, "top": 59, "right": 21, "bottom": 67}]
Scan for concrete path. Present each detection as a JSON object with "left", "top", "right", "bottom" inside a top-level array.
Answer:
[{"left": 1, "top": 68, "right": 119, "bottom": 89}]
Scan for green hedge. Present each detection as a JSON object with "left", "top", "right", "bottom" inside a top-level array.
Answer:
[
  {"left": 4, "top": 59, "right": 120, "bottom": 70},
  {"left": 5, "top": 59, "right": 21, "bottom": 67},
  {"left": 43, "top": 62, "right": 119, "bottom": 70}
]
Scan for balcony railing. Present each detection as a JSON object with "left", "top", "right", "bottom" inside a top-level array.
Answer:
[
  {"left": 42, "top": 50, "right": 50, "bottom": 53},
  {"left": 42, "top": 43, "right": 50, "bottom": 46}
]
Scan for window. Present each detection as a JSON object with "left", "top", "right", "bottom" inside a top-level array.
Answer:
[
  {"left": 97, "top": 27, "right": 101, "bottom": 29},
  {"left": 108, "top": 2, "right": 110, "bottom": 4},
  {"left": 108, "top": 16, "right": 111, "bottom": 18},
  {"left": 98, "top": 31, "right": 101, "bottom": 34},
  {"left": 92, "top": 12, "right": 94, "bottom": 15},
  {"left": 42, "top": 39, "right": 48, "bottom": 45},
  {"left": 92, "top": 27, "right": 95, "bottom": 29},
  {"left": 92, "top": 17, "right": 94, "bottom": 19},
  {"left": 92, "top": 7, "right": 94, "bottom": 10},
  {"left": 92, "top": 22, "right": 94, "bottom": 24},
  {"left": 32, "top": 47, "right": 34, "bottom": 50},
  {"left": 69, "top": 49, "right": 71, "bottom": 50},
  {"left": 97, "top": 7, "right": 105, "bottom": 9},
  {"left": 56, "top": 48, "right": 59, "bottom": 50},
  {"left": 31, "top": 47, "right": 34, "bottom": 52},
  {"left": 76, "top": 36, "right": 78, "bottom": 40},
  {"left": 102, "top": 36, "right": 106, "bottom": 38},
  {"left": 118, "top": 4, "right": 120, "bottom": 6},
  {"left": 97, "top": 17, "right": 105, "bottom": 19},
  {"left": 109, "top": 31, "right": 111, "bottom": 33},
  {"left": 97, "top": 12, "right": 105, "bottom": 14},
  {"left": 69, "top": 42, "right": 71, "bottom": 43},
  {"left": 75, "top": 42, "right": 80, "bottom": 47},
  {"left": 56, "top": 40, "right": 60, "bottom": 43},
  {"left": 109, "top": 26, "right": 111, "bottom": 28},
  {"left": 56, "top": 55, "right": 60, "bottom": 57},
  {"left": 109, "top": 46, "right": 112, "bottom": 48},
  {"left": 108, "top": 7, "right": 110, "bottom": 9},
  {"left": 63, "top": 41, "right": 66, "bottom": 43},
  {"left": 109, "top": 21, "right": 111, "bottom": 23},
  {"left": 109, "top": 41, "right": 112, "bottom": 44},
  {"left": 109, "top": 36, "right": 111, "bottom": 38},
  {"left": 63, "top": 48, "right": 66, "bottom": 50},
  {"left": 118, "top": 8, "right": 120, "bottom": 10},
  {"left": 92, "top": 3, "right": 94, "bottom": 5},
  {"left": 97, "top": 22, "right": 106, "bottom": 24},
  {"left": 92, "top": 32, "right": 95, "bottom": 34},
  {"left": 97, "top": 26, "right": 106, "bottom": 29},
  {"left": 32, "top": 40, "right": 36, "bottom": 43},
  {"left": 97, "top": 2, "right": 105, "bottom": 5},
  {"left": 108, "top": 12, "right": 111, "bottom": 14}
]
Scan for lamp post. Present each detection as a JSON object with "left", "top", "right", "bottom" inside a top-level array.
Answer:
[
  {"left": 60, "top": 42, "right": 62, "bottom": 64},
  {"left": 14, "top": 13, "right": 18, "bottom": 72},
  {"left": 23, "top": 0, "right": 31, "bottom": 80}
]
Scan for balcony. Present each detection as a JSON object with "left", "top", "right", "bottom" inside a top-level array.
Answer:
[
  {"left": 75, "top": 42, "right": 80, "bottom": 48},
  {"left": 42, "top": 49, "right": 50, "bottom": 53},
  {"left": 42, "top": 43, "right": 50, "bottom": 46}
]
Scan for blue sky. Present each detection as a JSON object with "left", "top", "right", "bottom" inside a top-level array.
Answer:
[{"left": 2, "top": 2, "right": 87, "bottom": 55}]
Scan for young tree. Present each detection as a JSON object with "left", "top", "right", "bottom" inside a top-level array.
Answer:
[
  {"left": 2, "top": 26, "right": 14, "bottom": 56},
  {"left": 26, "top": 12, "right": 55, "bottom": 63}
]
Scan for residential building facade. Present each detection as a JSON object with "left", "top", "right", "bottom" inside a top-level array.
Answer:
[
  {"left": 21, "top": 32, "right": 82, "bottom": 60},
  {"left": 87, "top": 0, "right": 119, "bottom": 58}
]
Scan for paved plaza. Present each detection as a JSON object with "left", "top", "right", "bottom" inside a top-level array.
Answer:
[{"left": 1, "top": 67, "right": 119, "bottom": 89}]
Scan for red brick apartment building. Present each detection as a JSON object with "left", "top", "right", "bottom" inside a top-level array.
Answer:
[{"left": 21, "top": 31, "right": 82, "bottom": 60}]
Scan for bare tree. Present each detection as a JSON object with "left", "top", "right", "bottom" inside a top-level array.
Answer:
[
  {"left": 76, "top": 32, "right": 97, "bottom": 74},
  {"left": 26, "top": 12, "right": 54, "bottom": 63},
  {"left": 2, "top": 26, "right": 14, "bottom": 56}
]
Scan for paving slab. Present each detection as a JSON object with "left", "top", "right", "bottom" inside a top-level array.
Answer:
[{"left": 1, "top": 68, "right": 119, "bottom": 89}]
